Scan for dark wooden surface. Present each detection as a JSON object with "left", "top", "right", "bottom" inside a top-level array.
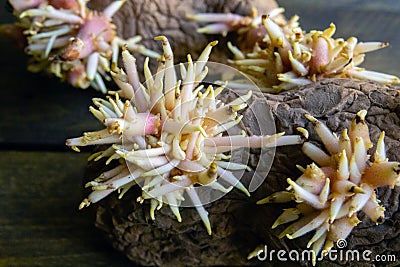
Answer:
[
  {"left": 0, "top": 152, "right": 132, "bottom": 266},
  {"left": 0, "top": 1, "right": 399, "bottom": 266}
]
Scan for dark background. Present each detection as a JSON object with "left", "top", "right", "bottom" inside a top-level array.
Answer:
[{"left": 0, "top": 1, "right": 399, "bottom": 266}]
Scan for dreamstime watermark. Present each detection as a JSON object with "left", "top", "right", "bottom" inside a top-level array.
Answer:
[{"left": 256, "top": 239, "right": 397, "bottom": 264}]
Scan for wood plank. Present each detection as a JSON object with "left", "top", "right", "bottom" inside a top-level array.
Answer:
[{"left": 0, "top": 151, "right": 134, "bottom": 266}]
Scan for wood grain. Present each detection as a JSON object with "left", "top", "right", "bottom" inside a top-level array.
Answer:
[{"left": 0, "top": 151, "right": 133, "bottom": 266}]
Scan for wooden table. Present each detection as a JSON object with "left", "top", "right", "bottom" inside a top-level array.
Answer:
[{"left": 1, "top": 1, "right": 399, "bottom": 266}]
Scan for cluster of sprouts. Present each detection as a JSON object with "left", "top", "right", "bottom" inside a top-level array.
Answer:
[
  {"left": 66, "top": 36, "right": 305, "bottom": 234},
  {"left": 187, "top": 7, "right": 286, "bottom": 45},
  {"left": 9, "top": 0, "right": 159, "bottom": 92},
  {"left": 190, "top": 8, "right": 400, "bottom": 92},
  {"left": 253, "top": 110, "right": 400, "bottom": 265}
]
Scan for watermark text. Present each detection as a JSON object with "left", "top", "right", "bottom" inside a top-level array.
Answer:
[{"left": 256, "top": 240, "right": 397, "bottom": 264}]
